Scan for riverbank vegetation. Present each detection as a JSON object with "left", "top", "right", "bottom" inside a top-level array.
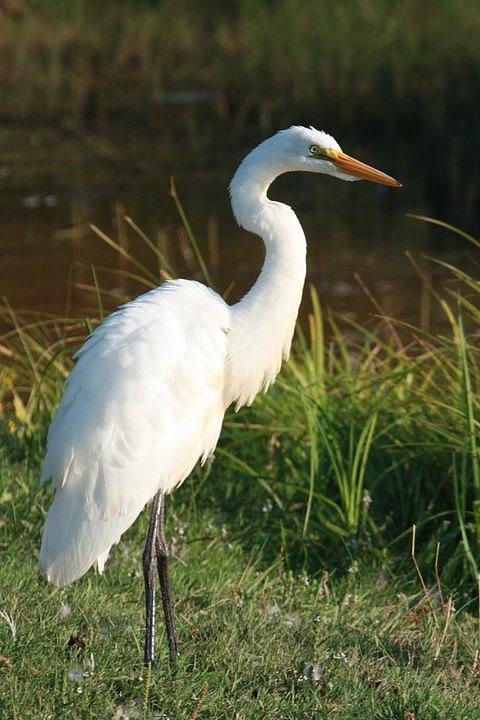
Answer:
[
  {"left": 1, "top": 212, "right": 480, "bottom": 590},
  {"left": 0, "top": 214, "right": 480, "bottom": 591},
  {"left": 1, "top": 210, "right": 480, "bottom": 714},
  {"left": 1, "top": 0, "right": 480, "bottom": 134}
]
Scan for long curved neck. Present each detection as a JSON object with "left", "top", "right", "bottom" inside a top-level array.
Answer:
[{"left": 225, "top": 145, "right": 307, "bottom": 409}]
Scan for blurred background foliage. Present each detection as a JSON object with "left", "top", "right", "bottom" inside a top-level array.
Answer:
[
  {"left": 2, "top": 0, "right": 480, "bottom": 321},
  {"left": 1, "top": 0, "right": 479, "bottom": 139}
]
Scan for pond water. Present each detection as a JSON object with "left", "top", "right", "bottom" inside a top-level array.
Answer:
[{"left": 0, "top": 121, "right": 478, "bottom": 333}]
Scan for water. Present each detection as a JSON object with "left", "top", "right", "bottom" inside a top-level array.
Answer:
[{"left": 1, "top": 123, "right": 477, "bottom": 332}]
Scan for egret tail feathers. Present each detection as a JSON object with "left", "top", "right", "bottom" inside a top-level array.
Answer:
[{"left": 39, "top": 482, "right": 143, "bottom": 587}]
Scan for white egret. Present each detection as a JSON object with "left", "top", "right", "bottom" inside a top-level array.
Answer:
[{"left": 40, "top": 126, "right": 401, "bottom": 664}]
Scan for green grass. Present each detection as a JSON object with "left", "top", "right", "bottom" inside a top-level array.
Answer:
[
  {"left": 1, "top": 0, "right": 480, "bottom": 132},
  {"left": 1, "top": 211, "right": 480, "bottom": 716},
  {"left": 1, "top": 450, "right": 480, "bottom": 719}
]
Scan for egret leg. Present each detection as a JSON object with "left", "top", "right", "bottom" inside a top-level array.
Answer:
[
  {"left": 155, "top": 493, "right": 180, "bottom": 661},
  {"left": 142, "top": 491, "right": 162, "bottom": 666}
]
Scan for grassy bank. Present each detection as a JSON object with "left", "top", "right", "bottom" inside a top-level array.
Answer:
[
  {"left": 1, "top": 213, "right": 480, "bottom": 589},
  {"left": 1, "top": 452, "right": 480, "bottom": 718},
  {"left": 1, "top": 0, "right": 480, "bottom": 133},
  {"left": 1, "top": 213, "right": 480, "bottom": 715}
]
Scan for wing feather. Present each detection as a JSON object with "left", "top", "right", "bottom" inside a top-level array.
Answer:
[{"left": 40, "top": 280, "right": 230, "bottom": 586}]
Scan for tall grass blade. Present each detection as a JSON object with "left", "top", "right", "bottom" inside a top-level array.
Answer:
[
  {"left": 169, "top": 177, "right": 214, "bottom": 288},
  {"left": 457, "top": 315, "right": 480, "bottom": 544},
  {"left": 89, "top": 224, "right": 158, "bottom": 284},
  {"left": 407, "top": 214, "right": 480, "bottom": 248},
  {"left": 124, "top": 215, "right": 176, "bottom": 279},
  {"left": 90, "top": 265, "right": 104, "bottom": 322}
]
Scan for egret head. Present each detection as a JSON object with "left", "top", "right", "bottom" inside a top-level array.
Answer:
[{"left": 272, "top": 126, "right": 402, "bottom": 187}]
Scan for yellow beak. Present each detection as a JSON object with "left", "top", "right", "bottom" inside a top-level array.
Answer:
[{"left": 328, "top": 150, "right": 402, "bottom": 187}]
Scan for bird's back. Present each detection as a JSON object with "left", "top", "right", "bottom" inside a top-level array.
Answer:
[{"left": 40, "top": 279, "right": 230, "bottom": 586}]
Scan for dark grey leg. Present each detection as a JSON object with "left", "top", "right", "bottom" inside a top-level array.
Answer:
[
  {"left": 142, "top": 491, "right": 162, "bottom": 666},
  {"left": 155, "top": 494, "right": 180, "bottom": 661}
]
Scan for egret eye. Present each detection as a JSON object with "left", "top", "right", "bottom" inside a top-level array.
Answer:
[{"left": 309, "top": 144, "right": 320, "bottom": 155}]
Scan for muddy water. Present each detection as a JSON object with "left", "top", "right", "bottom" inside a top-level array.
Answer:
[{"left": 0, "top": 125, "right": 478, "bottom": 332}]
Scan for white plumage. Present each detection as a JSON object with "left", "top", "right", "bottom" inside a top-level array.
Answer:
[
  {"left": 40, "top": 126, "right": 400, "bottom": 598},
  {"left": 40, "top": 281, "right": 230, "bottom": 584}
]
